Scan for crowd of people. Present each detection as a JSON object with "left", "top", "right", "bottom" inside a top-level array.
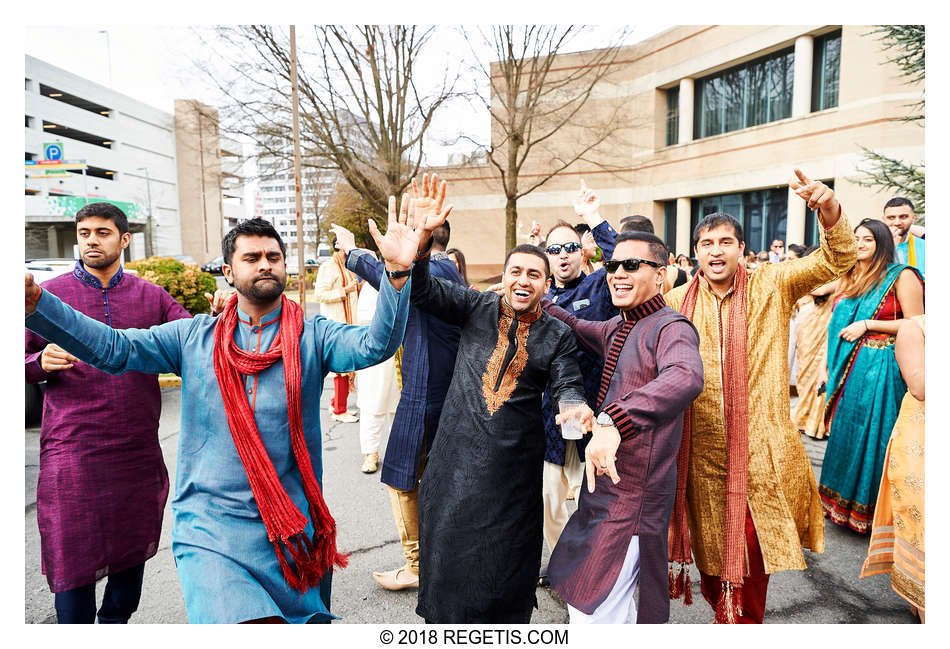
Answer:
[{"left": 25, "top": 170, "right": 925, "bottom": 625}]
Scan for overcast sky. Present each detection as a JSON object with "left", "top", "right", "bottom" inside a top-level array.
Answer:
[{"left": 25, "top": 24, "right": 671, "bottom": 166}]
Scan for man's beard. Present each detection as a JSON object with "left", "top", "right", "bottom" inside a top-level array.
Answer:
[
  {"left": 81, "top": 248, "right": 121, "bottom": 270},
  {"left": 233, "top": 272, "right": 286, "bottom": 303}
]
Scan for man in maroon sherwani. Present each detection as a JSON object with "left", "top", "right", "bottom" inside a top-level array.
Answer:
[
  {"left": 542, "top": 231, "right": 703, "bottom": 623},
  {"left": 25, "top": 203, "right": 191, "bottom": 623}
]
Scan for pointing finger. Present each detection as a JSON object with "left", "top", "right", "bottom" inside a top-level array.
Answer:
[
  {"left": 794, "top": 168, "right": 810, "bottom": 186},
  {"left": 606, "top": 455, "right": 620, "bottom": 485},
  {"left": 586, "top": 458, "right": 596, "bottom": 493}
]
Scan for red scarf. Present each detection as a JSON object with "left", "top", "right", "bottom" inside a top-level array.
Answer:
[
  {"left": 669, "top": 265, "right": 750, "bottom": 623},
  {"left": 212, "top": 294, "right": 348, "bottom": 592}
]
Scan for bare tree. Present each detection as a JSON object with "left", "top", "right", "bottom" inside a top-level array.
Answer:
[
  {"left": 193, "top": 25, "right": 461, "bottom": 220},
  {"left": 461, "top": 26, "right": 634, "bottom": 251}
]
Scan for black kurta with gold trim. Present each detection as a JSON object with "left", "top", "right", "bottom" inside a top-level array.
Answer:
[{"left": 409, "top": 255, "right": 586, "bottom": 623}]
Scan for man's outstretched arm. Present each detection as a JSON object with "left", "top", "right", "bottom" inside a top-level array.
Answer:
[{"left": 25, "top": 274, "right": 186, "bottom": 377}]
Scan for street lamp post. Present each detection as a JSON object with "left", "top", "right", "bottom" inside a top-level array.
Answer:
[{"left": 137, "top": 166, "right": 154, "bottom": 257}]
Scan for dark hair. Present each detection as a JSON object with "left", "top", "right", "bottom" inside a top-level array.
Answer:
[
  {"left": 838, "top": 218, "right": 896, "bottom": 299},
  {"left": 787, "top": 244, "right": 806, "bottom": 258},
  {"left": 222, "top": 218, "right": 286, "bottom": 265},
  {"left": 884, "top": 197, "right": 915, "bottom": 212},
  {"left": 804, "top": 244, "right": 820, "bottom": 256},
  {"left": 771, "top": 238, "right": 784, "bottom": 247},
  {"left": 432, "top": 220, "right": 451, "bottom": 250},
  {"left": 756, "top": 251, "right": 770, "bottom": 261},
  {"left": 692, "top": 212, "right": 743, "bottom": 248},
  {"left": 545, "top": 220, "right": 579, "bottom": 243},
  {"left": 504, "top": 244, "right": 550, "bottom": 277},
  {"left": 446, "top": 247, "right": 468, "bottom": 285},
  {"left": 573, "top": 222, "right": 591, "bottom": 236},
  {"left": 620, "top": 215, "right": 654, "bottom": 234},
  {"left": 75, "top": 202, "right": 129, "bottom": 235},
  {"left": 614, "top": 231, "right": 669, "bottom": 265}
]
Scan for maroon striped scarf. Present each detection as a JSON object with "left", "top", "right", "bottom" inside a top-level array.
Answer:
[
  {"left": 669, "top": 265, "right": 750, "bottom": 623},
  {"left": 213, "top": 294, "right": 348, "bottom": 592}
]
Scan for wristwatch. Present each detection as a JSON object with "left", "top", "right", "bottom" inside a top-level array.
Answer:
[
  {"left": 596, "top": 412, "right": 614, "bottom": 426},
  {"left": 385, "top": 267, "right": 411, "bottom": 279}
]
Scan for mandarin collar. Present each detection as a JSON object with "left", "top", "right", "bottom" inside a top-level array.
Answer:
[
  {"left": 620, "top": 292, "right": 667, "bottom": 321},
  {"left": 73, "top": 260, "right": 124, "bottom": 289},
  {"left": 237, "top": 301, "right": 283, "bottom": 327},
  {"left": 499, "top": 296, "right": 542, "bottom": 323},
  {"left": 553, "top": 273, "right": 585, "bottom": 293}
]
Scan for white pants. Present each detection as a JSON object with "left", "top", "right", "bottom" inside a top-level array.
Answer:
[
  {"left": 568, "top": 536, "right": 640, "bottom": 624},
  {"left": 542, "top": 442, "right": 584, "bottom": 552},
  {"left": 355, "top": 355, "right": 399, "bottom": 455}
]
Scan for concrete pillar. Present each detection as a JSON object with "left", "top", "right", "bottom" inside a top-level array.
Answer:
[
  {"left": 676, "top": 197, "right": 692, "bottom": 256},
  {"left": 47, "top": 226, "right": 59, "bottom": 258},
  {"left": 678, "top": 78, "right": 694, "bottom": 144},
  {"left": 786, "top": 187, "right": 807, "bottom": 245},
  {"left": 792, "top": 35, "right": 814, "bottom": 118}
]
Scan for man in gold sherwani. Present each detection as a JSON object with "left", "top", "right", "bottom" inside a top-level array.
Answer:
[{"left": 664, "top": 170, "right": 857, "bottom": 623}]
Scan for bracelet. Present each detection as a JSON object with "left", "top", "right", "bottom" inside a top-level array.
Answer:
[
  {"left": 864, "top": 320, "right": 869, "bottom": 332},
  {"left": 26, "top": 287, "right": 43, "bottom": 309}
]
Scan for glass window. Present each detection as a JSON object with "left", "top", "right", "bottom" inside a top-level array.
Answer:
[
  {"left": 812, "top": 30, "right": 842, "bottom": 111},
  {"left": 693, "top": 47, "right": 795, "bottom": 139},
  {"left": 665, "top": 87, "right": 679, "bottom": 146},
  {"left": 663, "top": 200, "right": 677, "bottom": 249}
]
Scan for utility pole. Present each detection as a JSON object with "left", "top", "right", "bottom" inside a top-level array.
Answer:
[
  {"left": 98, "top": 30, "right": 113, "bottom": 88},
  {"left": 137, "top": 166, "right": 154, "bottom": 257},
  {"left": 289, "top": 25, "right": 307, "bottom": 315}
]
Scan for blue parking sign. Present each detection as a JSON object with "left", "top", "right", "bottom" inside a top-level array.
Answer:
[{"left": 44, "top": 143, "right": 63, "bottom": 161}]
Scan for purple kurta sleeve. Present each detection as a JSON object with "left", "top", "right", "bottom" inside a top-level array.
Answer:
[
  {"left": 26, "top": 329, "right": 53, "bottom": 384},
  {"left": 601, "top": 319, "right": 703, "bottom": 441},
  {"left": 541, "top": 298, "right": 612, "bottom": 356}
]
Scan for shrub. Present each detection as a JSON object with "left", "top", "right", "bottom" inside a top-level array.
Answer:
[{"left": 126, "top": 256, "right": 218, "bottom": 315}]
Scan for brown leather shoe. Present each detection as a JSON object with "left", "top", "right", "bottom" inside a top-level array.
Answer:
[{"left": 372, "top": 566, "right": 419, "bottom": 591}]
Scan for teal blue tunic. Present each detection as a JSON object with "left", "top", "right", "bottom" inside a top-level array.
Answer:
[{"left": 25, "top": 278, "right": 411, "bottom": 623}]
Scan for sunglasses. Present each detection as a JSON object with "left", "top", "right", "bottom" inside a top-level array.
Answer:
[
  {"left": 604, "top": 258, "right": 662, "bottom": 273},
  {"left": 545, "top": 242, "right": 581, "bottom": 255}
]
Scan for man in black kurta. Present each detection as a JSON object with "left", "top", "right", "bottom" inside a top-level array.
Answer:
[{"left": 408, "top": 237, "right": 587, "bottom": 623}]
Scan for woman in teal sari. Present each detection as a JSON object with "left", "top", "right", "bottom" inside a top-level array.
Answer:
[{"left": 818, "top": 218, "right": 924, "bottom": 533}]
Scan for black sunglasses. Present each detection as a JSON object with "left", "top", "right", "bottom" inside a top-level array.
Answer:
[
  {"left": 545, "top": 242, "right": 581, "bottom": 255},
  {"left": 604, "top": 258, "right": 662, "bottom": 273}
]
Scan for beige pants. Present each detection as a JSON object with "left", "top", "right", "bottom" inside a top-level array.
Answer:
[
  {"left": 542, "top": 441, "right": 584, "bottom": 552},
  {"left": 386, "top": 446, "right": 427, "bottom": 575}
]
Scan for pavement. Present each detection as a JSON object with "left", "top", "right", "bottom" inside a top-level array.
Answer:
[{"left": 24, "top": 388, "right": 915, "bottom": 624}]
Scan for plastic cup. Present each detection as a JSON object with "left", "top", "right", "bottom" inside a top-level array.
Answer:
[{"left": 558, "top": 399, "right": 586, "bottom": 440}]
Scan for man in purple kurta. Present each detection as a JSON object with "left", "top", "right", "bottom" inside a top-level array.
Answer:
[
  {"left": 24, "top": 203, "right": 191, "bottom": 623},
  {"left": 542, "top": 231, "right": 703, "bottom": 623}
]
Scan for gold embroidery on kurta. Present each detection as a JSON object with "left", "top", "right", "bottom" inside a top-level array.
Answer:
[
  {"left": 481, "top": 302, "right": 538, "bottom": 415},
  {"left": 904, "top": 473, "right": 923, "bottom": 491},
  {"left": 908, "top": 504, "right": 921, "bottom": 521}
]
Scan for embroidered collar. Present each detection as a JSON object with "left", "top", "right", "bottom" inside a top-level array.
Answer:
[
  {"left": 500, "top": 296, "right": 542, "bottom": 323},
  {"left": 431, "top": 251, "right": 450, "bottom": 261},
  {"left": 620, "top": 293, "right": 666, "bottom": 322},
  {"left": 73, "top": 260, "right": 124, "bottom": 289}
]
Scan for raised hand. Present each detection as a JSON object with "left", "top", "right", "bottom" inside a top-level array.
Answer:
[
  {"left": 205, "top": 287, "right": 236, "bottom": 316},
  {"left": 572, "top": 179, "right": 601, "bottom": 221},
  {"left": 329, "top": 223, "right": 357, "bottom": 255},
  {"left": 410, "top": 172, "right": 454, "bottom": 235},
  {"left": 41, "top": 343, "right": 79, "bottom": 372},
  {"left": 581, "top": 230, "right": 597, "bottom": 260},
  {"left": 790, "top": 168, "right": 840, "bottom": 224},
  {"left": 368, "top": 194, "right": 422, "bottom": 272}
]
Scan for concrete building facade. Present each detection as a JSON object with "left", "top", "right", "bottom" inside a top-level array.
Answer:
[
  {"left": 25, "top": 55, "right": 244, "bottom": 265},
  {"left": 436, "top": 25, "right": 925, "bottom": 280}
]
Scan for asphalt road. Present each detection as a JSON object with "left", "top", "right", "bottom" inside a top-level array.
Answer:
[{"left": 24, "top": 384, "right": 915, "bottom": 624}]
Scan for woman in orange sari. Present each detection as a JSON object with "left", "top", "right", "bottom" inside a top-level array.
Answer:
[{"left": 861, "top": 315, "right": 925, "bottom": 621}]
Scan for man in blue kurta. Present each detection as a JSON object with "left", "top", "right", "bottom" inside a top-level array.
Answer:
[
  {"left": 332, "top": 219, "right": 463, "bottom": 591},
  {"left": 25, "top": 217, "right": 419, "bottom": 624},
  {"left": 882, "top": 197, "right": 925, "bottom": 276}
]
